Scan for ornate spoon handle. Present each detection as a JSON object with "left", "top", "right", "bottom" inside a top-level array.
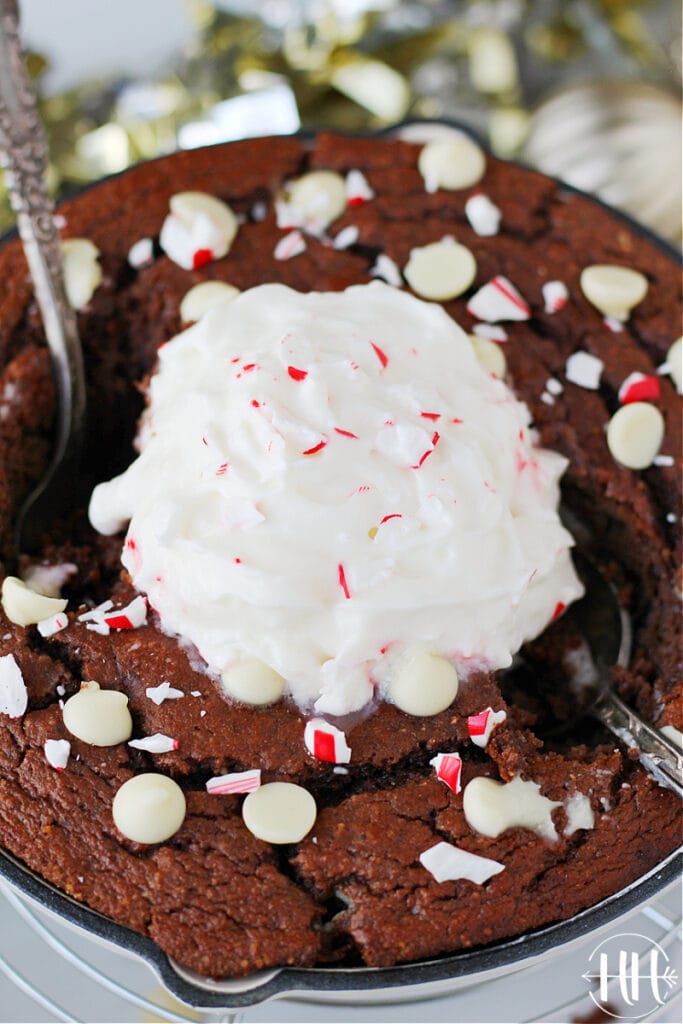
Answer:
[
  {"left": 0, "top": 0, "right": 85, "bottom": 551},
  {"left": 593, "top": 685, "right": 683, "bottom": 798}
]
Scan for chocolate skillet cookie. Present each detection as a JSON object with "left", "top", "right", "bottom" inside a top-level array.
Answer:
[{"left": 0, "top": 131, "right": 681, "bottom": 979}]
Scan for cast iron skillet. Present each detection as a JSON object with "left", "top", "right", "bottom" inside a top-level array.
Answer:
[{"left": 0, "top": 119, "right": 680, "bottom": 1010}]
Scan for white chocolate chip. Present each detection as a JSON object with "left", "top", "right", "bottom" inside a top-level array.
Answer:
[
  {"left": 112, "top": 773, "right": 186, "bottom": 844},
  {"left": 180, "top": 281, "right": 240, "bottom": 323},
  {"left": 0, "top": 653, "right": 28, "bottom": 718},
  {"left": 1, "top": 576, "right": 67, "bottom": 627},
  {"left": 285, "top": 171, "right": 347, "bottom": 233},
  {"left": 44, "top": 738, "right": 71, "bottom": 771},
  {"left": 580, "top": 264, "right": 648, "bottom": 321},
  {"left": 667, "top": 337, "right": 682, "bottom": 394},
  {"left": 404, "top": 239, "right": 476, "bottom": 301},
  {"left": 160, "top": 191, "right": 238, "bottom": 270},
  {"left": 606, "top": 402, "right": 665, "bottom": 470},
  {"left": 220, "top": 658, "right": 285, "bottom": 706},
  {"left": 387, "top": 652, "right": 458, "bottom": 717},
  {"left": 61, "top": 238, "right": 102, "bottom": 310},
  {"left": 468, "top": 29, "right": 519, "bottom": 95},
  {"left": 470, "top": 335, "right": 506, "bottom": 378},
  {"left": 418, "top": 136, "right": 486, "bottom": 192},
  {"left": 242, "top": 781, "right": 316, "bottom": 844},
  {"left": 420, "top": 840, "right": 504, "bottom": 885},
  {"left": 62, "top": 681, "right": 133, "bottom": 746},
  {"left": 463, "top": 774, "right": 561, "bottom": 843}
]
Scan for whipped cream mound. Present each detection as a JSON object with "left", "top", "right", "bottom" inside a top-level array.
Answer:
[{"left": 89, "top": 282, "right": 583, "bottom": 716}]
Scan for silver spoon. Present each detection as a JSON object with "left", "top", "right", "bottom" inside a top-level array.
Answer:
[
  {"left": 571, "top": 550, "right": 682, "bottom": 798},
  {"left": 0, "top": 0, "right": 85, "bottom": 557}
]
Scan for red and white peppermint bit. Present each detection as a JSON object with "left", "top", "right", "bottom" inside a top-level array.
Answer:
[
  {"left": 464, "top": 193, "right": 501, "bottom": 237},
  {"left": 369, "top": 253, "right": 402, "bottom": 288},
  {"left": 274, "top": 229, "right": 306, "bottom": 261},
  {"left": 304, "top": 718, "right": 352, "bottom": 764},
  {"left": 338, "top": 563, "right": 351, "bottom": 600},
  {"left": 618, "top": 372, "right": 661, "bottom": 405},
  {"left": 420, "top": 841, "right": 504, "bottom": 885},
  {"left": 303, "top": 438, "right": 327, "bottom": 456},
  {"left": 565, "top": 351, "right": 604, "bottom": 391},
  {"left": 44, "top": 738, "right": 70, "bottom": 771},
  {"left": 37, "top": 611, "right": 68, "bottom": 638},
  {"left": 78, "top": 599, "right": 113, "bottom": 623},
  {"left": 333, "top": 225, "right": 360, "bottom": 250},
  {"left": 472, "top": 323, "right": 508, "bottom": 342},
  {"left": 0, "top": 653, "right": 28, "bottom": 718},
  {"left": 370, "top": 342, "right": 389, "bottom": 369},
  {"left": 128, "top": 733, "right": 178, "bottom": 753},
  {"left": 412, "top": 431, "right": 440, "bottom": 469},
  {"left": 145, "top": 681, "right": 184, "bottom": 705},
  {"left": 467, "top": 707, "right": 507, "bottom": 748},
  {"left": 334, "top": 427, "right": 358, "bottom": 439},
  {"left": 467, "top": 276, "right": 531, "bottom": 323},
  {"left": 103, "top": 595, "right": 148, "bottom": 630},
  {"left": 654, "top": 454, "right": 675, "bottom": 467},
  {"left": 127, "top": 237, "right": 154, "bottom": 269},
  {"left": 542, "top": 280, "right": 569, "bottom": 314},
  {"left": 430, "top": 752, "right": 463, "bottom": 794},
  {"left": 552, "top": 601, "right": 566, "bottom": 620},
  {"left": 206, "top": 769, "right": 261, "bottom": 795},
  {"left": 345, "top": 169, "right": 375, "bottom": 205},
  {"left": 288, "top": 365, "right": 308, "bottom": 381}
]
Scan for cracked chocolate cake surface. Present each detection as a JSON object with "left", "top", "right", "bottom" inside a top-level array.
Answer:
[{"left": 0, "top": 132, "right": 681, "bottom": 979}]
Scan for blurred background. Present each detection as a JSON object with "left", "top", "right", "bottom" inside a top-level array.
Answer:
[{"left": 3, "top": 0, "right": 682, "bottom": 245}]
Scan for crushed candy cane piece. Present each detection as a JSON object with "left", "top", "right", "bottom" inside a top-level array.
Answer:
[
  {"left": 472, "top": 323, "right": 507, "bottom": 342},
  {"left": 113, "top": 773, "right": 186, "bottom": 844},
  {"left": 604, "top": 315, "right": 624, "bottom": 333},
  {"left": 430, "top": 752, "right": 463, "bottom": 793},
  {"left": 44, "top": 738, "right": 71, "bottom": 771},
  {"left": 37, "top": 611, "right": 69, "bottom": 638},
  {"left": 62, "top": 681, "right": 132, "bottom": 746},
  {"left": 1, "top": 576, "right": 67, "bottom": 627},
  {"left": 565, "top": 351, "right": 604, "bottom": 391},
  {"left": 146, "top": 681, "right": 184, "bottom": 705},
  {"left": 607, "top": 402, "right": 665, "bottom": 469},
  {"left": 542, "top": 280, "right": 569, "bottom": 314},
  {"left": 304, "top": 718, "right": 352, "bottom": 764},
  {"left": 420, "top": 841, "right": 504, "bottom": 885},
  {"left": 103, "top": 595, "right": 147, "bottom": 630},
  {"left": 467, "top": 276, "right": 530, "bottom": 322},
  {"left": 369, "top": 253, "right": 402, "bottom": 288},
  {"left": 467, "top": 707, "right": 507, "bottom": 747},
  {"left": 274, "top": 229, "right": 306, "bottom": 261},
  {"left": 388, "top": 652, "right": 458, "bottom": 717},
  {"left": 465, "top": 193, "right": 501, "bottom": 236},
  {"left": 0, "top": 653, "right": 28, "bottom": 718},
  {"left": 128, "top": 733, "right": 178, "bottom": 753},
  {"left": 127, "top": 237, "right": 154, "bottom": 269},
  {"left": 180, "top": 280, "right": 239, "bottom": 323},
  {"left": 78, "top": 599, "right": 113, "bottom": 623},
  {"left": 618, "top": 372, "right": 661, "bottom": 405},
  {"left": 404, "top": 238, "right": 476, "bottom": 301},
  {"left": 580, "top": 264, "right": 648, "bottom": 321},
  {"left": 545, "top": 378, "right": 563, "bottom": 396},
  {"left": 206, "top": 769, "right": 261, "bottom": 795},
  {"left": 333, "top": 225, "right": 360, "bottom": 250},
  {"left": 654, "top": 454, "right": 674, "bottom": 467},
  {"left": 62, "top": 238, "right": 103, "bottom": 310},
  {"left": 418, "top": 135, "right": 486, "bottom": 192},
  {"left": 242, "top": 781, "right": 316, "bottom": 844},
  {"left": 464, "top": 774, "right": 562, "bottom": 842},
  {"left": 346, "top": 169, "right": 375, "bottom": 205},
  {"left": 159, "top": 191, "right": 238, "bottom": 271}
]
